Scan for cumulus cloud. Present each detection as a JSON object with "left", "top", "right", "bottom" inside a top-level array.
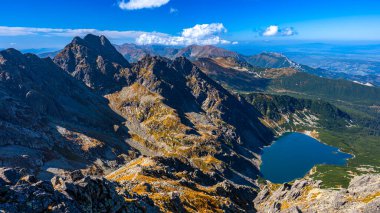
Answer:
[
  {"left": 136, "top": 23, "right": 232, "bottom": 45},
  {"left": 0, "top": 24, "right": 234, "bottom": 46},
  {"left": 262, "top": 25, "right": 279, "bottom": 36},
  {"left": 182, "top": 24, "right": 227, "bottom": 39},
  {"left": 119, "top": 0, "right": 169, "bottom": 10},
  {"left": 262, "top": 25, "right": 297, "bottom": 37}
]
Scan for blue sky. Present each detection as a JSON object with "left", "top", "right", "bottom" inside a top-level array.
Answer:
[{"left": 1, "top": 0, "right": 380, "bottom": 49}]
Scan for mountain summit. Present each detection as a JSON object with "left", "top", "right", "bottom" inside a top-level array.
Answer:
[{"left": 54, "top": 34, "right": 130, "bottom": 92}]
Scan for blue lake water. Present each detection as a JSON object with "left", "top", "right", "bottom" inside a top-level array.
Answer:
[{"left": 260, "top": 132, "right": 352, "bottom": 183}]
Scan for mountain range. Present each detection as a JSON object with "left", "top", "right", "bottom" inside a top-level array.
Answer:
[
  {"left": 39, "top": 42, "right": 380, "bottom": 87},
  {"left": 1, "top": 35, "right": 379, "bottom": 212}
]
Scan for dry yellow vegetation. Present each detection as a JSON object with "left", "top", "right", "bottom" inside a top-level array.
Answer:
[{"left": 106, "top": 157, "right": 246, "bottom": 213}]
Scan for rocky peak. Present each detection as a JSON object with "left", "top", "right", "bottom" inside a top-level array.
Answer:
[
  {"left": 81, "top": 34, "right": 128, "bottom": 65},
  {"left": 0, "top": 48, "right": 26, "bottom": 67},
  {"left": 53, "top": 34, "right": 130, "bottom": 92},
  {"left": 138, "top": 54, "right": 170, "bottom": 68},
  {"left": 0, "top": 48, "right": 24, "bottom": 59},
  {"left": 171, "top": 56, "right": 194, "bottom": 74}
]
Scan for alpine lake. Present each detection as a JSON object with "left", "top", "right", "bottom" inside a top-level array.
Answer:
[{"left": 260, "top": 132, "right": 352, "bottom": 183}]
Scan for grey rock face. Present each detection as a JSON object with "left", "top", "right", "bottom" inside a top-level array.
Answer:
[
  {"left": 0, "top": 48, "right": 136, "bottom": 178},
  {"left": 54, "top": 34, "right": 130, "bottom": 93},
  {"left": 254, "top": 174, "right": 380, "bottom": 213},
  {"left": 0, "top": 169, "right": 157, "bottom": 213}
]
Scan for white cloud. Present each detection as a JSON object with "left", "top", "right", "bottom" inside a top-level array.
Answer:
[
  {"left": 119, "top": 0, "right": 169, "bottom": 10},
  {"left": 0, "top": 26, "right": 145, "bottom": 39},
  {"left": 169, "top": 7, "right": 178, "bottom": 14},
  {"left": 262, "top": 25, "right": 297, "bottom": 37},
  {"left": 0, "top": 24, "right": 235, "bottom": 46},
  {"left": 262, "top": 25, "right": 279, "bottom": 36},
  {"left": 136, "top": 23, "right": 233, "bottom": 45},
  {"left": 182, "top": 23, "right": 226, "bottom": 39}
]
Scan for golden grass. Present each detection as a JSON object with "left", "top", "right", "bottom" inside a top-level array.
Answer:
[
  {"left": 358, "top": 192, "right": 380, "bottom": 203},
  {"left": 107, "top": 156, "right": 235, "bottom": 213},
  {"left": 280, "top": 201, "right": 291, "bottom": 210}
]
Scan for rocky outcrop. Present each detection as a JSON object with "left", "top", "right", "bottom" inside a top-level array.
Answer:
[
  {"left": 54, "top": 34, "right": 131, "bottom": 93},
  {"left": 254, "top": 174, "right": 380, "bottom": 212},
  {"left": 0, "top": 48, "right": 136, "bottom": 179},
  {"left": 0, "top": 168, "right": 157, "bottom": 212},
  {"left": 107, "top": 156, "right": 258, "bottom": 212}
]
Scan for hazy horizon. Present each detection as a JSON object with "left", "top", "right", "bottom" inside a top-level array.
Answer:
[{"left": 1, "top": 0, "right": 380, "bottom": 49}]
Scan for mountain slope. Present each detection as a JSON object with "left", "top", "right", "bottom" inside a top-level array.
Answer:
[
  {"left": 52, "top": 34, "right": 274, "bottom": 184},
  {"left": 0, "top": 48, "right": 135, "bottom": 179},
  {"left": 245, "top": 52, "right": 374, "bottom": 86},
  {"left": 243, "top": 93, "right": 352, "bottom": 133},
  {"left": 195, "top": 57, "right": 380, "bottom": 104},
  {"left": 1, "top": 44, "right": 271, "bottom": 212},
  {"left": 194, "top": 57, "right": 267, "bottom": 91},
  {"left": 107, "top": 156, "right": 258, "bottom": 212},
  {"left": 245, "top": 52, "right": 299, "bottom": 69},
  {"left": 105, "top": 55, "right": 273, "bottom": 185},
  {"left": 174, "top": 45, "right": 242, "bottom": 60},
  {"left": 267, "top": 71, "right": 380, "bottom": 104}
]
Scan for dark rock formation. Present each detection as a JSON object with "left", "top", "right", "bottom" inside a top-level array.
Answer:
[
  {"left": 0, "top": 168, "right": 157, "bottom": 213},
  {"left": 54, "top": 34, "right": 131, "bottom": 93},
  {"left": 0, "top": 48, "right": 135, "bottom": 178}
]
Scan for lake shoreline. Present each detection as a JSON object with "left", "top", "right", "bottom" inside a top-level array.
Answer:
[{"left": 259, "top": 132, "right": 353, "bottom": 184}]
